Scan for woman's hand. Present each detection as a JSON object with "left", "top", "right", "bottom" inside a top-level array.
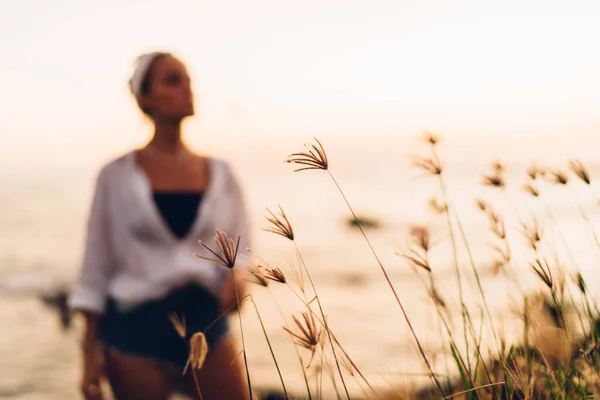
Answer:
[{"left": 80, "top": 341, "right": 105, "bottom": 400}]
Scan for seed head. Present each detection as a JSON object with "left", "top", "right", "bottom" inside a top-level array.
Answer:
[
  {"left": 196, "top": 229, "right": 241, "bottom": 269},
  {"left": 286, "top": 138, "right": 329, "bottom": 172},
  {"left": 264, "top": 206, "right": 294, "bottom": 241},
  {"left": 184, "top": 332, "right": 209, "bottom": 373},
  {"left": 569, "top": 160, "right": 591, "bottom": 185}
]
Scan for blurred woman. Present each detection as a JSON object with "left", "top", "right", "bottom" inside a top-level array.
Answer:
[{"left": 68, "top": 51, "right": 251, "bottom": 400}]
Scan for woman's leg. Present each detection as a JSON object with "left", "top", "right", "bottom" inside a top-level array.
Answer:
[
  {"left": 186, "top": 337, "right": 251, "bottom": 400},
  {"left": 104, "top": 349, "right": 173, "bottom": 400}
]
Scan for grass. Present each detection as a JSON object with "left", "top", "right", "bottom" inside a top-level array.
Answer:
[{"left": 186, "top": 134, "right": 600, "bottom": 399}]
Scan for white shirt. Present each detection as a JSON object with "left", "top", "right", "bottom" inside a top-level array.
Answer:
[{"left": 67, "top": 151, "right": 251, "bottom": 314}]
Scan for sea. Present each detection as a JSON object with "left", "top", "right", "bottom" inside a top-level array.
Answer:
[{"left": 2, "top": 133, "right": 600, "bottom": 399}]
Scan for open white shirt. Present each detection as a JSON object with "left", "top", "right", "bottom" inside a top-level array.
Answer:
[{"left": 68, "top": 151, "right": 251, "bottom": 314}]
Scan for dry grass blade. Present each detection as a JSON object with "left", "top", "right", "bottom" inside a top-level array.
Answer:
[
  {"left": 476, "top": 199, "right": 490, "bottom": 212},
  {"left": 483, "top": 173, "right": 505, "bottom": 188},
  {"left": 569, "top": 159, "right": 591, "bottom": 185},
  {"left": 444, "top": 382, "right": 506, "bottom": 399},
  {"left": 420, "top": 131, "right": 440, "bottom": 146},
  {"left": 247, "top": 266, "right": 269, "bottom": 287},
  {"left": 489, "top": 258, "right": 506, "bottom": 276},
  {"left": 196, "top": 229, "right": 240, "bottom": 269},
  {"left": 555, "top": 266, "right": 567, "bottom": 300},
  {"left": 520, "top": 219, "right": 543, "bottom": 251},
  {"left": 411, "top": 155, "right": 443, "bottom": 175},
  {"left": 428, "top": 282, "right": 447, "bottom": 310},
  {"left": 264, "top": 266, "right": 287, "bottom": 284},
  {"left": 486, "top": 209, "right": 506, "bottom": 240},
  {"left": 401, "top": 249, "right": 432, "bottom": 272},
  {"left": 169, "top": 313, "right": 186, "bottom": 339},
  {"left": 288, "top": 260, "right": 306, "bottom": 294},
  {"left": 491, "top": 160, "right": 505, "bottom": 173},
  {"left": 409, "top": 225, "right": 432, "bottom": 252},
  {"left": 184, "top": 332, "right": 209, "bottom": 374},
  {"left": 572, "top": 272, "right": 587, "bottom": 295},
  {"left": 231, "top": 349, "right": 244, "bottom": 366},
  {"left": 283, "top": 311, "right": 323, "bottom": 368},
  {"left": 548, "top": 169, "right": 569, "bottom": 185},
  {"left": 491, "top": 244, "right": 511, "bottom": 264},
  {"left": 338, "top": 352, "right": 355, "bottom": 377},
  {"left": 285, "top": 312, "right": 323, "bottom": 350},
  {"left": 530, "top": 258, "right": 553, "bottom": 289},
  {"left": 428, "top": 196, "right": 448, "bottom": 214},
  {"left": 264, "top": 206, "right": 294, "bottom": 240},
  {"left": 527, "top": 163, "right": 544, "bottom": 180},
  {"left": 286, "top": 138, "right": 328, "bottom": 171},
  {"left": 523, "top": 182, "right": 540, "bottom": 197},
  {"left": 255, "top": 253, "right": 305, "bottom": 292}
]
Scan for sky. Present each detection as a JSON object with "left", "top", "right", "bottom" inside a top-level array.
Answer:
[{"left": 1, "top": 0, "right": 600, "bottom": 170}]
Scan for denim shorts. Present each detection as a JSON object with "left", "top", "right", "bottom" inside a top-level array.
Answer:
[{"left": 100, "top": 284, "right": 229, "bottom": 368}]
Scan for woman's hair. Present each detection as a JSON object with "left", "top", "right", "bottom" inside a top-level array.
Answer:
[{"left": 129, "top": 52, "right": 170, "bottom": 115}]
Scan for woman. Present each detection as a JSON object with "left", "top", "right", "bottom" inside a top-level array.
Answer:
[{"left": 68, "top": 51, "right": 252, "bottom": 400}]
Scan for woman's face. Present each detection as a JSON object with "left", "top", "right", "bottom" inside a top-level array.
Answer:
[{"left": 141, "top": 55, "right": 195, "bottom": 120}]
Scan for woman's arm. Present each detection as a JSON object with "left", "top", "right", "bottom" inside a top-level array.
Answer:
[
  {"left": 69, "top": 167, "right": 114, "bottom": 327},
  {"left": 69, "top": 167, "right": 116, "bottom": 400},
  {"left": 81, "top": 311, "right": 102, "bottom": 348}
]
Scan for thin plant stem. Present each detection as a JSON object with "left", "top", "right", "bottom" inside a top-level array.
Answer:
[
  {"left": 570, "top": 189, "right": 600, "bottom": 254},
  {"left": 566, "top": 283, "right": 587, "bottom": 338},
  {"left": 428, "top": 145, "right": 471, "bottom": 371},
  {"left": 319, "top": 355, "right": 324, "bottom": 400},
  {"left": 434, "top": 146, "right": 498, "bottom": 396},
  {"left": 326, "top": 357, "right": 342, "bottom": 400},
  {"left": 411, "top": 268, "right": 475, "bottom": 392},
  {"left": 464, "top": 308, "right": 494, "bottom": 394},
  {"left": 327, "top": 170, "right": 445, "bottom": 396},
  {"left": 539, "top": 203, "right": 589, "bottom": 332},
  {"left": 185, "top": 293, "right": 251, "bottom": 400},
  {"left": 435, "top": 167, "right": 465, "bottom": 304},
  {"left": 204, "top": 293, "right": 251, "bottom": 334},
  {"left": 436, "top": 174, "right": 471, "bottom": 374},
  {"left": 183, "top": 341, "right": 204, "bottom": 400},
  {"left": 285, "top": 281, "right": 374, "bottom": 392},
  {"left": 268, "top": 288, "right": 313, "bottom": 399},
  {"left": 408, "top": 256, "right": 469, "bottom": 380},
  {"left": 231, "top": 270, "right": 253, "bottom": 399},
  {"left": 293, "top": 242, "right": 351, "bottom": 400},
  {"left": 191, "top": 370, "right": 204, "bottom": 400},
  {"left": 248, "top": 295, "right": 289, "bottom": 399},
  {"left": 444, "top": 382, "right": 507, "bottom": 399},
  {"left": 451, "top": 207, "right": 500, "bottom": 348},
  {"left": 542, "top": 203, "right": 580, "bottom": 270}
]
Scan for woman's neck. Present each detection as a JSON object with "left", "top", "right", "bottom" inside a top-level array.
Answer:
[{"left": 148, "top": 121, "right": 184, "bottom": 153}]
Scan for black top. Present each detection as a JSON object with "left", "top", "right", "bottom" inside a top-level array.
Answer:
[{"left": 153, "top": 192, "right": 204, "bottom": 239}]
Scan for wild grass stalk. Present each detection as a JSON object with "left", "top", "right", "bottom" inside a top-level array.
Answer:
[
  {"left": 170, "top": 314, "right": 205, "bottom": 400},
  {"left": 247, "top": 295, "right": 289, "bottom": 399},
  {"left": 412, "top": 136, "right": 471, "bottom": 361},
  {"left": 294, "top": 242, "right": 349, "bottom": 399},
  {"left": 251, "top": 247, "right": 374, "bottom": 398},
  {"left": 231, "top": 270, "right": 253, "bottom": 399},
  {"left": 415, "top": 134, "right": 505, "bottom": 395},
  {"left": 264, "top": 284, "right": 313, "bottom": 399},
  {"left": 475, "top": 200, "right": 524, "bottom": 294},
  {"left": 182, "top": 135, "right": 600, "bottom": 399},
  {"left": 196, "top": 230, "right": 253, "bottom": 399},
  {"left": 260, "top": 257, "right": 374, "bottom": 394},
  {"left": 287, "top": 138, "right": 445, "bottom": 396},
  {"left": 265, "top": 206, "right": 351, "bottom": 399},
  {"left": 400, "top": 226, "right": 476, "bottom": 393}
]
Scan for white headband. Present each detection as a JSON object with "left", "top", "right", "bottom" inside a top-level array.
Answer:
[{"left": 128, "top": 52, "right": 169, "bottom": 100}]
